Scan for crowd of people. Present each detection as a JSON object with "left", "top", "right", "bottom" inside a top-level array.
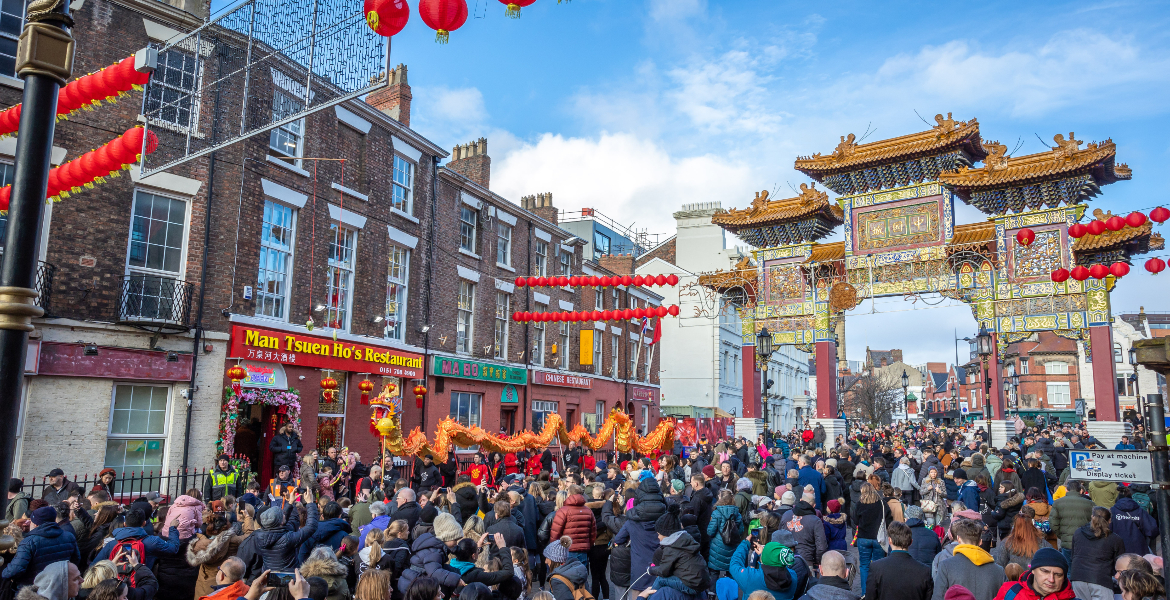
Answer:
[{"left": 0, "top": 418, "right": 1164, "bottom": 600}]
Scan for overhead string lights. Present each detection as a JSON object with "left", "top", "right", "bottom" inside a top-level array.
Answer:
[{"left": 512, "top": 305, "right": 680, "bottom": 323}]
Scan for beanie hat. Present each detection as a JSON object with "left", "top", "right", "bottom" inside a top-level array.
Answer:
[
  {"left": 826, "top": 499, "right": 841, "bottom": 513},
  {"left": 774, "top": 486, "right": 786, "bottom": 499},
  {"left": 760, "top": 542, "right": 794, "bottom": 568},
  {"left": 1029, "top": 547, "right": 1069, "bottom": 573},
  {"left": 905, "top": 505, "right": 924, "bottom": 521},
  {"left": 952, "top": 468, "right": 968, "bottom": 480},
  {"left": 259, "top": 506, "right": 284, "bottom": 529},
  {"left": 543, "top": 536, "right": 570, "bottom": 563},
  {"left": 671, "top": 479, "right": 684, "bottom": 493},
  {"left": 781, "top": 491, "right": 796, "bottom": 506},
  {"left": 420, "top": 505, "right": 438, "bottom": 524},
  {"left": 7, "top": 478, "right": 20, "bottom": 494},
  {"left": 655, "top": 504, "right": 682, "bottom": 536},
  {"left": 943, "top": 586, "right": 976, "bottom": 600},
  {"left": 98, "top": 468, "right": 116, "bottom": 478},
  {"left": 30, "top": 506, "right": 56, "bottom": 526},
  {"left": 737, "top": 477, "right": 752, "bottom": 491},
  {"left": 433, "top": 512, "right": 462, "bottom": 542},
  {"left": 825, "top": 458, "right": 838, "bottom": 468},
  {"left": 702, "top": 465, "right": 716, "bottom": 479}
]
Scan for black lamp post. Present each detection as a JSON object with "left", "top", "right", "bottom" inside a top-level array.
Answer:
[
  {"left": 974, "top": 326, "right": 995, "bottom": 439},
  {"left": 901, "top": 369, "right": 909, "bottom": 423},
  {"left": 1128, "top": 346, "right": 1143, "bottom": 421},
  {"left": 951, "top": 384, "right": 959, "bottom": 424},
  {"left": 757, "top": 328, "right": 774, "bottom": 435}
]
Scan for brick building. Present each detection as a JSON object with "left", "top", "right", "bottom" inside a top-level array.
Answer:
[{"left": 8, "top": 0, "right": 662, "bottom": 482}]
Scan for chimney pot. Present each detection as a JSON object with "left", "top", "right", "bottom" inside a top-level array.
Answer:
[{"left": 367, "top": 64, "right": 412, "bottom": 126}]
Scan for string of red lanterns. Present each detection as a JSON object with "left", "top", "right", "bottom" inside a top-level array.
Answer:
[
  {"left": 1067, "top": 208, "right": 1168, "bottom": 239},
  {"left": 0, "top": 55, "right": 151, "bottom": 138},
  {"left": 512, "top": 305, "right": 681, "bottom": 323},
  {"left": 1052, "top": 262, "right": 1134, "bottom": 282},
  {"left": 516, "top": 273, "right": 680, "bottom": 288},
  {"left": 0, "top": 126, "right": 159, "bottom": 212}
]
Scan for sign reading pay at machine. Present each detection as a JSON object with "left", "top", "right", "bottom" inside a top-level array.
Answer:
[{"left": 1069, "top": 450, "right": 1154, "bottom": 484}]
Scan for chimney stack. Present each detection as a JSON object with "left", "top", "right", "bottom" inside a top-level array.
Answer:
[
  {"left": 366, "top": 64, "right": 412, "bottom": 127},
  {"left": 521, "top": 192, "right": 557, "bottom": 225},
  {"left": 447, "top": 137, "right": 490, "bottom": 189}
]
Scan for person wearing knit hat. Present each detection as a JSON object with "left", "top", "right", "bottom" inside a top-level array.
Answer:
[
  {"left": 30, "top": 506, "right": 56, "bottom": 527},
  {"left": 2, "top": 506, "right": 79, "bottom": 587},
  {"left": 990, "top": 547, "right": 1074, "bottom": 600},
  {"left": 655, "top": 504, "right": 683, "bottom": 537},
  {"left": 724, "top": 535, "right": 797, "bottom": 598},
  {"left": 647, "top": 505, "right": 708, "bottom": 596},
  {"left": 702, "top": 465, "right": 716, "bottom": 479},
  {"left": 823, "top": 499, "right": 849, "bottom": 553},
  {"left": 432, "top": 511, "right": 463, "bottom": 545},
  {"left": 543, "top": 536, "right": 571, "bottom": 564}
]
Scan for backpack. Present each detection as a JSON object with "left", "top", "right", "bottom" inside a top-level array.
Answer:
[
  {"left": 720, "top": 511, "right": 742, "bottom": 546},
  {"left": 552, "top": 574, "right": 596, "bottom": 600},
  {"left": 108, "top": 537, "right": 146, "bottom": 587}
]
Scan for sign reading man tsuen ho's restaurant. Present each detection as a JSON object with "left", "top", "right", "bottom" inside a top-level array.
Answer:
[{"left": 230, "top": 324, "right": 424, "bottom": 378}]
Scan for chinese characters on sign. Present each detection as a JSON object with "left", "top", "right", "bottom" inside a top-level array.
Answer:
[{"left": 431, "top": 356, "right": 528, "bottom": 384}]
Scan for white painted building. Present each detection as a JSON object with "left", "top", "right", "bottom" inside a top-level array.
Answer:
[{"left": 1077, "top": 317, "right": 1160, "bottom": 418}]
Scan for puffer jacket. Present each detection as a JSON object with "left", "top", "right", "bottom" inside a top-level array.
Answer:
[
  {"left": 301, "top": 554, "right": 351, "bottom": 600},
  {"left": 905, "top": 517, "right": 941, "bottom": 567},
  {"left": 705, "top": 505, "right": 742, "bottom": 571},
  {"left": 154, "top": 536, "right": 200, "bottom": 600},
  {"left": 397, "top": 532, "right": 461, "bottom": 594},
  {"left": 298, "top": 517, "right": 353, "bottom": 561},
  {"left": 781, "top": 501, "right": 827, "bottom": 568},
  {"left": 822, "top": 512, "right": 847, "bottom": 552},
  {"left": 987, "top": 491, "right": 1025, "bottom": 535},
  {"left": 650, "top": 530, "right": 709, "bottom": 593},
  {"left": 452, "top": 481, "right": 479, "bottom": 524},
  {"left": 163, "top": 494, "right": 204, "bottom": 540},
  {"left": 253, "top": 501, "right": 319, "bottom": 571},
  {"left": 549, "top": 560, "right": 590, "bottom": 600},
  {"left": 550, "top": 494, "right": 596, "bottom": 552},
  {"left": 1110, "top": 497, "right": 1158, "bottom": 555},
  {"left": 96, "top": 525, "right": 181, "bottom": 569},
  {"left": 627, "top": 478, "right": 668, "bottom": 523},
  {"left": 0, "top": 523, "right": 80, "bottom": 585},
  {"left": 1050, "top": 492, "right": 1093, "bottom": 549},
  {"left": 1088, "top": 481, "right": 1118, "bottom": 508},
  {"left": 613, "top": 511, "right": 660, "bottom": 591}
]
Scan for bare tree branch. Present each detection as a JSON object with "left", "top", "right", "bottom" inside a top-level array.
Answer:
[{"left": 842, "top": 370, "right": 902, "bottom": 427}]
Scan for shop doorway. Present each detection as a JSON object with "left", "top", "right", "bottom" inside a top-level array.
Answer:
[
  {"left": 501, "top": 409, "right": 516, "bottom": 435},
  {"left": 233, "top": 404, "right": 282, "bottom": 486}
]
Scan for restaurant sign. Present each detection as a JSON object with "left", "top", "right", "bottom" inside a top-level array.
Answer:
[
  {"left": 242, "top": 361, "right": 287, "bottom": 389},
  {"left": 432, "top": 356, "right": 527, "bottom": 384},
  {"left": 532, "top": 370, "right": 592, "bottom": 389},
  {"left": 631, "top": 386, "right": 655, "bottom": 401},
  {"left": 229, "top": 324, "right": 424, "bottom": 378}
]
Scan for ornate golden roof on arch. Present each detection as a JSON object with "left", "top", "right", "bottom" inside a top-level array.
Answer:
[
  {"left": 697, "top": 256, "right": 759, "bottom": 304},
  {"left": 712, "top": 184, "right": 843, "bottom": 228},
  {"left": 1072, "top": 208, "right": 1164, "bottom": 254},
  {"left": 794, "top": 113, "right": 987, "bottom": 178},
  {"left": 939, "top": 134, "right": 1131, "bottom": 192}
]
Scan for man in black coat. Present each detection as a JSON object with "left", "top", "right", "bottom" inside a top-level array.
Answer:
[
  {"left": 686, "top": 473, "right": 714, "bottom": 555},
  {"left": 865, "top": 521, "right": 931, "bottom": 600},
  {"left": 393, "top": 488, "right": 423, "bottom": 532},
  {"left": 485, "top": 500, "right": 525, "bottom": 549},
  {"left": 269, "top": 424, "right": 303, "bottom": 474},
  {"left": 412, "top": 455, "right": 441, "bottom": 492}
]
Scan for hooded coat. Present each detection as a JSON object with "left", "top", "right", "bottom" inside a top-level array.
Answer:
[
  {"left": 966, "top": 454, "right": 989, "bottom": 485},
  {"left": 1068, "top": 524, "right": 1125, "bottom": 588},
  {"left": 252, "top": 501, "right": 319, "bottom": 572},
  {"left": 1087, "top": 481, "right": 1118, "bottom": 509},
  {"left": 301, "top": 554, "right": 352, "bottom": 600},
  {"left": 822, "top": 512, "right": 848, "bottom": 552},
  {"left": 603, "top": 500, "right": 632, "bottom": 587},
  {"left": 95, "top": 524, "right": 180, "bottom": 569},
  {"left": 550, "top": 494, "right": 596, "bottom": 552},
  {"left": 781, "top": 501, "right": 827, "bottom": 568},
  {"left": 0, "top": 523, "right": 80, "bottom": 586},
  {"left": 299, "top": 517, "right": 353, "bottom": 561},
  {"left": 452, "top": 481, "right": 480, "bottom": 524},
  {"left": 705, "top": 504, "right": 742, "bottom": 571},
  {"left": 186, "top": 526, "right": 248, "bottom": 599},
  {"left": 905, "top": 517, "right": 942, "bottom": 567},
  {"left": 987, "top": 491, "right": 1025, "bottom": 536},
  {"left": 930, "top": 545, "right": 1006, "bottom": 600},
  {"left": 1109, "top": 497, "right": 1158, "bottom": 555},
  {"left": 163, "top": 494, "right": 205, "bottom": 540},
  {"left": 797, "top": 576, "right": 859, "bottom": 600},
  {"left": 1049, "top": 492, "right": 1092, "bottom": 550},
  {"left": 549, "top": 560, "right": 590, "bottom": 600},
  {"left": 613, "top": 480, "right": 667, "bottom": 591},
  {"left": 649, "top": 530, "right": 709, "bottom": 593},
  {"left": 727, "top": 539, "right": 797, "bottom": 600},
  {"left": 396, "top": 532, "right": 461, "bottom": 594}
]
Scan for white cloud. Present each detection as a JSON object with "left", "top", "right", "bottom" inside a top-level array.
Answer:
[
  {"left": 410, "top": 85, "right": 490, "bottom": 150},
  {"left": 492, "top": 132, "right": 756, "bottom": 235}
]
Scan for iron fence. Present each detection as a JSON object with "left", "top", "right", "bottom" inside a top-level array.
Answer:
[{"left": 19, "top": 469, "right": 211, "bottom": 506}]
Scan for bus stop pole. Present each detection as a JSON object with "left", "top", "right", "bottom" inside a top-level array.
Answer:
[{"left": 1143, "top": 393, "right": 1170, "bottom": 585}]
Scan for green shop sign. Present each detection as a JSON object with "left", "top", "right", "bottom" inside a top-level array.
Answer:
[
  {"left": 501, "top": 384, "right": 519, "bottom": 403},
  {"left": 432, "top": 356, "right": 527, "bottom": 384}
]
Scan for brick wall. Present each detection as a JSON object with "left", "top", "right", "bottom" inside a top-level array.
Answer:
[
  {"left": 447, "top": 139, "right": 490, "bottom": 189},
  {"left": 636, "top": 237, "right": 676, "bottom": 268}
]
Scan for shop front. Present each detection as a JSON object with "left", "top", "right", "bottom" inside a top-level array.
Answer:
[
  {"left": 225, "top": 321, "right": 424, "bottom": 483},
  {"left": 426, "top": 355, "right": 528, "bottom": 456}
]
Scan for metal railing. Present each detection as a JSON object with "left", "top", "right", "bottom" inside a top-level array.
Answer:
[
  {"left": 117, "top": 274, "right": 195, "bottom": 331},
  {"left": 35, "top": 260, "right": 55, "bottom": 316},
  {"left": 18, "top": 468, "right": 211, "bottom": 505}
]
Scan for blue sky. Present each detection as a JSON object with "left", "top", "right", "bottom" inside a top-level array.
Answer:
[{"left": 307, "top": 0, "right": 1170, "bottom": 365}]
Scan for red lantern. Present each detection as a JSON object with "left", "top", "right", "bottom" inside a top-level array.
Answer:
[
  {"left": 558, "top": 276, "right": 569, "bottom": 286},
  {"left": 1015, "top": 228, "right": 1035, "bottom": 246},
  {"left": 1126, "top": 212, "right": 1147, "bottom": 228},
  {"left": 521, "top": 311, "right": 532, "bottom": 321},
  {"left": 569, "top": 276, "right": 580, "bottom": 286},
  {"left": 1110, "top": 262, "right": 1130, "bottom": 278},
  {"left": 633, "top": 275, "right": 644, "bottom": 286},
  {"left": 320, "top": 376, "right": 339, "bottom": 402},
  {"left": 1105, "top": 216, "right": 1125, "bottom": 232},
  {"left": 1050, "top": 269, "right": 1070, "bottom": 283},
  {"left": 515, "top": 277, "right": 526, "bottom": 287},
  {"left": 621, "top": 275, "right": 633, "bottom": 286},
  {"left": 624, "top": 309, "right": 635, "bottom": 319},
  {"left": 414, "top": 384, "right": 427, "bottom": 396},
  {"left": 1071, "top": 266, "right": 1090, "bottom": 281},
  {"left": 226, "top": 364, "right": 247, "bottom": 397},
  {"left": 1151, "top": 207, "right": 1170, "bottom": 224},
  {"left": 1089, "top": 264, "right": 1109, "bottom": 279},
  {"left": 418, "top": 0, "right": 468, "bottom": 43},
  {"left": 667, "top": 305, "right": 680, "bottom": 316},
  {"left": 666, "top": 274, "right": 679, "bottom": 285},
  {"left": 512, "top": 311, "right": 522, "bottom": 321},
  {"left": 657, "top": 306, "right": 668, "bottom": 317},
  {"left": 537, "top": 277, "right": 548, "bottom": 287},
  {"left": 635, "top": 308, "right": 645, "bottom": 319},
  {"left": 600, "top": 276, "right": 612, "bottom": 287},
  {"left": 524, "top": 276, "right": 535, "bottom": 287},
  {"left": 497, "top": 0, "right": 535, "bottom": 18},
  {"left": 1146, "top": 258, "right": 1166, "bottom": 274},
  {"left": 602, "top": 310, "right": 613, "bottom": 320},
  {"left": 655, "top": 274, "right": 666, "bottom": 286},
  {"left": 591, "top": 310, "right": 602, "bottom": 321},
  {"left": 364, "top": 0, "right": 410, "bottom": 36},
  {"left": 1087, "top": 220, "right": 1106, "bottom": 236},
  {"left": 358, "top": 379, "right": 375, "bottom": 405},
  {"left": 568, "top": 311, "right": 579, "bottom": 321}
]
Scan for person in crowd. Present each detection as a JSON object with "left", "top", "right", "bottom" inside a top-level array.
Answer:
[
  {"left": 866, "top": 521, "right": 932, "bottom": 600},
  {"left": 7, "top": 478, "right": 30, "bottom": 522},
  {"left": 11, "top": 560, "right": 82, "bottom": 600},
  {"left": 204, "top": 455, "right": 243, "bottom": 502},
  {"left": 931, "top": 518, "right": 1006, "bottom": 600},
  {"left": 921, "top": 466, "right": 948, "bottom": 528},
  {"left": 246, "top": 492, "right": 320, "bottom": 572},
  {"left": 854, "top": 483, "right": 889, "bottom": 591},
  {"left": 706, "top": 489, "right": 743, "bottom": 576},
  {"left": 393, "top": 489, "right": 422, "bottom": 532},
  {"left": 1116, "top": 570, "right": 1165, "bottom": 600},
  {"left": 269, "top": 423, "right": 304, "bottom": 476},
  {"left": 1050, "top": 480, "right": 1093, "bottom": 564},
  {"left": 780, "top": 486, "right": 826, "bottom": 569},
  {"left": 892, "top": 457, "right": 921, "bottom": 507},
  {"left": 412, "top": 455, "right": 442, "bottom": 493},
  {"left": 1069, "top": 506, "right": 1126, "bottom": 600},
  {"left": 549, "top": 487, "right": 595, "bottom": 565},
  {"left": 795, "top": 457, "right": 825, "bottom": 510},
  {"left": 904, "top": 505, "right": 942, "bottom": 567},
  {"left": 1109, "top": 485, "right": 1158, "bottom": 555},
  {"left": 726, "top": 532, "right": 797, "bottom": 600},
  {"left": 821, "top": 499, "right": 848, "bottom": 553},
  {"left": 95, "top": 507, "right": 180, "bottom": 570},
  {"left": 991, "top": 506, "right": 1047, "bottom": 570},
  {"left": 796, "top": 550, "right": 856, "bottom": 600},
  {"left": 990, "top": 547, "right": 1079, "bottom": 600},
  {"left": 40, "top": 470, "right": 82, "bottom": 507},
  {"left": 2, "top": 507, "right": 80, "bottom": 587},
  {"left": 397, "top": 512, "right": 462, "bottom": 595},
  {"left": 188, "top": 511, "right": 250, "bottom": 599},
  {"left": 613, "top": 477, "right": 667, "bottom": 594},
  {"left": 301, "top": 544, "right": 351, "bottom": 600}
]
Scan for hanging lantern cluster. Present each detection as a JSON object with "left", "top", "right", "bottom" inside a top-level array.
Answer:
[
  {"left": 498, "top": 0, "right": 535, "bottom": 18},
  {"left": 1015, "top": 228, "right": 1035, "bottom": 246},
  {"left": 320, "top": 375, "right": 339, "bottom": 402},
  {"left": 226, "top": 364, "right": 248, "bottom": 397},
  {"left": 0, "top": 126, "right": 160, "bottom": 212},
  {"left": 517, "top": 274, "right": 679, "bottom": 288},
  {"left": 1057, "top": 262, "right": 1132, "bottom": 282},
  {"left": 364, "top": 0, "right": 410, "bottom": 36},
  {"left": 413, "top": 384, "right": 427, "bottom": 409},
  {"left": 513, "top": 305, "right": 680, "bottom": 323},
  {"left": 1069, "top": 208, "right": 1169, "bottom": 239},
  {"left": 358, "top": 378, "right": 375, "bottom": 405},
  {"left": 419, "top": 0, "right": 468, "bottom": 43},
  {"left": 0, "top": 55, "right": 151, "bottom": 137}
]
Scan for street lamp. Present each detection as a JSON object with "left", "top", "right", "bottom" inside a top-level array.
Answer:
[
  {"left": 901, "top": 370, "right": 909, "bottom": 423},
  {"left": 951, "top": 384, "right": 959, "bottom": 424},
  {"left": 757, "top": 328, "right": 774, "bottom": 437},
  {"left": 1130, "top": 346, "right": 1143, "bottom": 420},
  {"left": 974, "top": 326, "right": 995, "bottom": 435}
]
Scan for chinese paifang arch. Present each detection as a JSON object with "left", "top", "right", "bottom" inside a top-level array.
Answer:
[{"left": 369, "top": 386, "right": 675, "bottom": 462}]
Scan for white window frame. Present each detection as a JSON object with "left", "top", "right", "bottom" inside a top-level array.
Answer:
[
  {"left": 559, "top": 322, "right": 570, "bottom": 369},
  {"left": 256, "top": 200, "right": 297, "bottom": 321},
  {"left": 594, "top": 287, "right": 603, "bottom": 310},
  {"left": 124, "top": 189, "right": 191, "bottom": 323},
  {"left": 385, "top": 245, "right": 410, "bottom": 340},
  {"left": 532, "top": 400, "right": 558, "bottom": 433},
  {"left": 640, "top": 405, "right": 649, "bottom": 434},
  {"left": 1046, "top": 382, "right": 1071, "bottom": 406},
  {"left": 533, "top": 241, "right": 548, "bottom": 276},
  {"left": 533, "top": 318, "right": 546, "bottom": 366},
  {"left": 143, "top": 46, "right": 202, "bottom": 132},
  {"left": 1114, "top": 343, "right": 1124, "bottom": 363},
  {"left": 391, "top": 154, "right": 414, "bottom": 214},
  {"left": 105, "top": 383, "right": 174, "bottom": 482},
  {"left": 450, "top": 392, "right": 482, "bottom": 451},
  {"left": 460, "top": 206, "right": 478, "bottom": 254},
  {"left": 325, "top": 223, "right": 356, "bottom": 331},
  {"left": 611, "top": 335, "right": 619, "bottom": 378},
  {"left": 494, "top": 292, "right": 510, "bottom": 360},
  {"left": 1044, "top": 361, "right": 1068, "bottom": 375},
  {"left": 496, "top": 221, "right": 512, "bottom": 267},
  {"left": 559, "top": 250, "right": 571, "bottom": 277},
  {"left": 1020, "top": 359, "right": 1029, "bottom": 375},
  {"left": 457, "top": 280, "right": 476, "bottom": 354},
  {"left": 629, "top": 340, "right": 637, "bottom": 377},
  {"left": 269, "top": 88, "right": 305, "bottom": 166},
  {"left": 593, "top": 330, "right": 602, "bottom": 375},
  {"left": 612, "top": 288, "right": 619, "bottom": 310}
]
